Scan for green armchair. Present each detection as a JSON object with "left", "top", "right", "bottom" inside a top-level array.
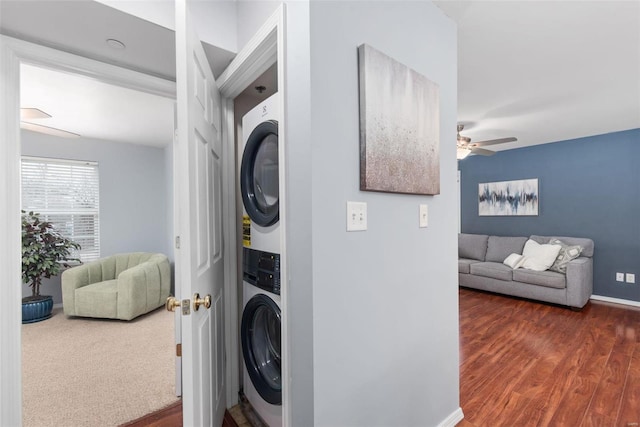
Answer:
[{"left": 62, "top": 252, "right": 171, "bottom": 321}]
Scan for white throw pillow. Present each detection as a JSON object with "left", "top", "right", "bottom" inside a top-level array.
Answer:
[
  {"left": 521, "top": 239, "right": 562, "bottom": 271},
  {"left": 503, "top": 253, "right": 525, "bottom": 269}
]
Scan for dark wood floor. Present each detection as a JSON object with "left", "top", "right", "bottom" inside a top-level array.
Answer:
[
  {"left": 122, "top": 289, "right": 640, "bottom": 426},
  {"left": 458, "top": 287, "right": 640, "bottom": 427},
  {"left": 121, "top": 401, "right": 239, "bottom": 427}
]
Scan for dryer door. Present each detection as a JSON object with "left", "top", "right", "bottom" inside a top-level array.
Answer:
[
  {"left": 240, "top": 120, "right": 279, "bottom": 227},
  {"left": 241, "top": 293, "right": 282, "bottom": 405}
]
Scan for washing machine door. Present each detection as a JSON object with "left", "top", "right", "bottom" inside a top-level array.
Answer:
[
  {"left": 241, "top": 293, "right": 281, "bottom": 405},
  {"left": 241, "top": 120, "right": 279, "bottom": 227}
]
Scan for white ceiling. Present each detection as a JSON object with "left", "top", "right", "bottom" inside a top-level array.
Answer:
[
  {"left": 435, "top": 0, "right": 640, "bottom": 152},
  {"left": 1, "top": 0, "right": 233, "bottom": 148},
  {"left": 2, "top": 1, "right": 639, "bottom": 151},
  {"left": 20, "top": 64, "right": 175, "bottom": 147}
]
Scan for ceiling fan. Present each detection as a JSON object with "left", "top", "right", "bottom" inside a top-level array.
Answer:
[
  {"left": 456, "top": 124, "right": 516, "bottom": 160},
  {"left": 20, "top": 108, "right": 80, "bottom": 138}
]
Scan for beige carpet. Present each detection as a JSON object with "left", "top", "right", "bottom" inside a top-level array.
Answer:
[{"left": 22, "top": 306, "right": 178, "bottom": 427}]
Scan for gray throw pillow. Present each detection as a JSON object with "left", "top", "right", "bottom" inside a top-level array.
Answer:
[
  {"left": 485, "top": 236, "right": 528, "bottom": 263},
  {"left": 548, "top": 238, "right": 583, "bottom": 273}
]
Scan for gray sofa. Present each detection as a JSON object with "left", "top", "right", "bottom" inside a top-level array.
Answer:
[{"left": 459, "top": 233, "right": 594, "bottom": 309}]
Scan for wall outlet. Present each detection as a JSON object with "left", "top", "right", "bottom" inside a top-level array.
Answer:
[
  {"left": 626, "top": 273, "right": 636, "bottom": 284},
  {"left": 616, "top": 272, "right": 625, "bottom": 282}
]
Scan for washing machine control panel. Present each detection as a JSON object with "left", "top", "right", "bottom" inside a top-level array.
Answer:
[{"left": 243, "top": 248, "right": 280, "bottom": 295}]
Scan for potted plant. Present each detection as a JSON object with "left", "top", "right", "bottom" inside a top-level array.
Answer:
[{"left": 22, "top": 210, "right": 81, "bottom": 323}]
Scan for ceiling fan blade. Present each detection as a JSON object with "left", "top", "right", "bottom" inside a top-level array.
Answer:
[
  {"left": 471, "top": 147, "right": 495, "bottom": 156},
  {"left": 21, "top": 121, "right": 81, "bottom": 138},
  {"left": 472, "top": 137, "right": 517, "bottom": 147},
  {"left": 20, "top": 108, "right": 51, "bottom": 120}
]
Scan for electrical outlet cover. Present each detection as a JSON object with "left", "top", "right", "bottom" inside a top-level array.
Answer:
[
  {"left": 616, "top": 273, "right": 625, "bottom": 282},
  {"left": 346, "top": 201, "right": 367, "bottom": 231},
  {"left": 626, "top": 273, "right": 636, "bottom": 284},
  {"left": 419, "top": 204, "right": 428, "bottom": 228}
]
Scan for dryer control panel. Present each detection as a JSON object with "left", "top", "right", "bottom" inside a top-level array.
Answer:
[{"left": 243, "top": 248, "right": 280, "bottom": 295}]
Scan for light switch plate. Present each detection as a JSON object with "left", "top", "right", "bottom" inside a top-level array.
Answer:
[
  {"left": 419, "top": 204, "right": 428, "bottom": 228},
  {"left": 626, "top": 273, "right": 636, "bottom": 284},
  {"left": 347, "top": 201, "right": 367, "bottom": 231}
]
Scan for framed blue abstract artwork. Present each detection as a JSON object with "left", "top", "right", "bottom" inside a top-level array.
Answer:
[{"left": 478, "top": 178, "right": 539, "bottom": 216}]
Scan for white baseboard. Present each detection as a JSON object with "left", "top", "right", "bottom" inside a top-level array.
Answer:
[
  {"left": 438, "top": 407, "right": 464, "bottom": 427},
  {"left": 591, "top": 295, "right": 640, "bottom": 308}
]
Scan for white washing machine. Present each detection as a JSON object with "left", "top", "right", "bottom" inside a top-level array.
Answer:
[
  {"left": 240, "top": 92, "right": 283, "bottom": 426},
  {"left": 240, "top": 93, "right": 280, "bottom": 254},
  {"left": 241, "top": 261, "right": 282, "bottom": 427}
]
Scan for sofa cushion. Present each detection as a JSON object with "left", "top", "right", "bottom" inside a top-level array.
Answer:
[
  {"left": 521, "top": 239, "right": 562, "bottom": 271},
  {"left": 485, "top": 236, "right": 528, "bottom": 262},
  {"left": 548, "top": 239, "right": 583, "bottom": 273},
  {"left": 530, "top": 235, "right": 594, "bottom": 258},
  {"left": 459, "top": 234, "right": 489, "bottom": 261},
  {"left": 513, "top": 269, "right": 566, "bottom": 289},
  {"left": 470, "top": 262, "right": 514, "bottom": 281},
  {"left": 459, "top": 258, "right": 481, "bottom": 274},
  {"left": 75, "top": 280, "right": 118, "bottom": 318}
]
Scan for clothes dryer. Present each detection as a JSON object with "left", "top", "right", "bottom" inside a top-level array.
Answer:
[
  {"left": 241, "top": 247, "right": 282, "bottom": 426},
  {"left": 240, "top": 93, "right": 280, "bottom": 254}
]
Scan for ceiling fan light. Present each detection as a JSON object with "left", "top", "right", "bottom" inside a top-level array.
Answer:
[
  {"left": 21, "top": 121, "right": 81, "bottom": 138},
  {"left": 20, "top": 108, "right": 51, "bottom": 120},
  {"left": 457, "top": 147, "right": 472, "bottom": 160}
]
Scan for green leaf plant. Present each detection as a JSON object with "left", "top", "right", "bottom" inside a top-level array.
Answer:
[{"left": 21, "top": 210, "right": 81, "bottom": 301}]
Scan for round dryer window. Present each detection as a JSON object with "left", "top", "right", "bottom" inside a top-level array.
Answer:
[
  {"left": 241, "top": 293, "right": 282, "bottom": 405},
  {"left": 241, "top": 120, "right": 279, "bottom": 227}
]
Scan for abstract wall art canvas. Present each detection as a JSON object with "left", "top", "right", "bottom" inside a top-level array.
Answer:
[
  {"left": 478, "top": 179, "right": 539, "bottom": 216},
  {"left": 358, "top": 44, "right": 440, "bottom": 195}
]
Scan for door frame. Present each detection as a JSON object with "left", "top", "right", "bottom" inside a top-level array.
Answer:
[
  {"left": 0, "top": 34, "right": 176, "bottom": 426},
  {"left": 217, "top": 6, "right": 289, "bottom": 420}
]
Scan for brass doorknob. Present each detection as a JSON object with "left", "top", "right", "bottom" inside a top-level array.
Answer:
[
  {"left": 166, "top": 297, "right": 180, "bottom": 312},
  {"left": 193, "top": 293, "right": 212, "bottom": 311}
]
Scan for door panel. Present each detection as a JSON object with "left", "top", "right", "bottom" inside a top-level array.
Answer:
[{"left": 175, "top": 0, "right": 225, "bottom": 425}]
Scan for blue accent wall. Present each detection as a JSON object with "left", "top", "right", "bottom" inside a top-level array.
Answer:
[{"left": 459, "top": 128, "right": 640, "bottom": 302}]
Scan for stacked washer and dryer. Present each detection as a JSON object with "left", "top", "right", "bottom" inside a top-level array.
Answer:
[{"left": 239, "top": 93, "right": 282, "bottom": 427}]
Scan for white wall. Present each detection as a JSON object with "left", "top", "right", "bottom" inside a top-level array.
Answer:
[
  {"left": 94, "top": 0, "right": 174, "bottom": 33},
  {"left": 21, "top": 131, "right": 172, "bottom": 303},
  {"left": 236, "top": 0, "right": 282, "bottom": 50},
  {"left": 191, "top": 0, "right": 238, "bottom": 53},
  {"left": 306, "top": 1, "right": 459, "bottom": 425}
]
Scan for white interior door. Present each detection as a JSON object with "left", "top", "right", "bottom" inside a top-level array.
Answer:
[{"left": 175, "top": 0, "right": 225, "bottom": 425}]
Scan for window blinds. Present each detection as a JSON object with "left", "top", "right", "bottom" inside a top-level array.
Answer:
[{"left": 21, "top": 156, "right": 100, "bottom": 262}]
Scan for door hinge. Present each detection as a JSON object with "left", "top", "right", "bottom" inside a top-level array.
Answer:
[
  {"left": 175, "top": 236, "right": 180, "bottom": 249},
  {"left": 176, "top": 343, "right": 182, "bottom": 357}
]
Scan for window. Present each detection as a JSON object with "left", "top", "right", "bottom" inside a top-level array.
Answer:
[{"left": 21, "top": 156, "right": 100, "bottom": 262}]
